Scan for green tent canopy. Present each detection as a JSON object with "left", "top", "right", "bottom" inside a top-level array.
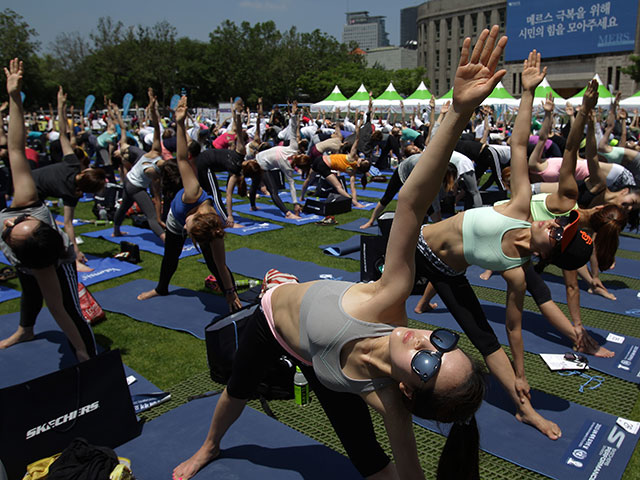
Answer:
[{"left": 310, "top": 85, "right": 347, "bottom": 112}]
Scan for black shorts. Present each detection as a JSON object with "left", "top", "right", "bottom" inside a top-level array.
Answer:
[{"left": 311, "top": 156, "right": 332, "bottom": 178}]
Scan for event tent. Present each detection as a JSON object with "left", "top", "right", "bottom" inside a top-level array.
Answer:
[
  {"left": 372, "top": 83, "right": 404, "bottom": 112},
  {"left": 309, "top": 85, "right": 347, "bottom": 112},
  {"left": 403, "top": 81, "right": 432, "bottom": 108},
  {"left": 568, "top": 74, "right": 614, "bottom": 107},
  {"left": 434, "top": 88, "right": 453, "bottom": 107},
  {"left": 332, "top": 84, "right": 370, "bottom": 111},
  {"left": 480, "top": 82, "right": 519, "bottom": 107},
  {"left": 620, "top": 90, "right": 640, "bottom": 109}
]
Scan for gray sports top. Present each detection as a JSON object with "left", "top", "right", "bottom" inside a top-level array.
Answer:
[{"left": 299, "top": 281, "right": 395, "bottom": 394}]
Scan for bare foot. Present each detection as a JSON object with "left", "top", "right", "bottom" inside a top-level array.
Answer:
[
  {"left": 111, "top": 230, "right": 128, "bottom": 237},
  {"left": 588, "top": 285, "right": 616, "bottom": 301},
  {"left": 285, "top": 212, "right": 301, "bottom": 220},
  {"left": 575, "top": 334, "right": 615, "bottom": 358},
  {"left": 231, "top": 222, "right": 243, "bottom": 228},
  {"left": 479, "top": 269, "right": 493, "bottom": 280},
  {"left": 360, "top": 220, "right": 374, "bottom": 229},
  {"left": 0, "top": 327, "right": 34, "bottom": 349},
  {"left": 353, "top": 202, "right": 365, "bottom": 209},
  {"left": 173, "top": 445, "right": 220, "bottom": 480},
  {"left": 137, "top": 289, "right": 160, "bottom": 301},
  {"left": 516, "top": 408, "right": 561, "bottom": 440},
  {"left": 414, "top": 302, "right": 438, "bottom": 314},
  {"left": 76, "top": 260, "right": 94, "bottom": 272}
]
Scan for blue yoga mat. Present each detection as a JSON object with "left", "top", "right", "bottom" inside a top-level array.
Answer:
[
  {"left": 224, "top": 248, "right": 359, "bottom": 283},
  {"left": 336, "top": 217, "right": 379, "bottom": 235},
  {"left": 226, "top": 216, "right": 283, "bottom": 236},
  {"left": 601, "top": 256, "right": 640, "bottom": 281},
  {"left": 319, "top": 236, "right": 361, "bottom": 261},
  {"left": 0, "top": 251, "right": 7, "bottom": 264},
  {"left": 116, "top": 394, "right": 362, "bottom": 480},
  {"left": 93, "top": 279, "right": 231, "bottom": 339},
  {"left": 0, "top": 308, "right": 161, "bottom": 398},
  {"left": 79, "top": 256, "right": 141, "bottom": 286},
  {"left": 233, "top": 203, "right": 323, "bottom": 225},
  {"left": 83, "top": 226, "right": 199, "bottom": 258},
  {"left": 415, "top": 377, "right": 639, "bottom": 480},
  {"left": 0, "top": 284, "right": 20, "bottom": 303},
  {"left": 618, "top": 235, "right": 640, "bottom": 252},
  {"left": 406, "top": 295, "right": 640, "bottom": 383},
  {"left": 54, "top": 215, "right": 90, "bottom": 227},
  {"left": 465, "top": 265, "right": 640, "bottom": 318}
]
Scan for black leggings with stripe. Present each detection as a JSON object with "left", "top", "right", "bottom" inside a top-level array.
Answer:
[{"left": 18, "top": 262, "right": 97, "bottom": 358}]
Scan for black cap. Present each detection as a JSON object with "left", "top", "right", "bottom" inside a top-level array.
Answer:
[{"left": 550, "top": 210, "right": 593, "bottom": 270}]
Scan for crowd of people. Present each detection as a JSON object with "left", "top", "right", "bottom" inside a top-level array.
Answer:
[{"left": 1, "top": 23, "right": 640, "bottom": 480}]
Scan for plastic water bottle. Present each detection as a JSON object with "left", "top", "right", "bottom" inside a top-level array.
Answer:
[
  {"left": 235, "top": 279, "right": 261, "bottom": 289},
  {"left": 98, "top": 207, "right": 108, "bottom": 221},
  {"left": 293, "top": 366, "right": 309, "bottom": 406}
]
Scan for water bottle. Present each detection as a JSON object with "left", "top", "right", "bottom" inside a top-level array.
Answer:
[
  {"left": 98, "top": 207, "right": 108, "bottom": 221},
  {"left": 235, "top": 279, "right": 261, "bottom": 289},
  {"left": 293, "top": 366, "right": 309, "bottom": 406}
]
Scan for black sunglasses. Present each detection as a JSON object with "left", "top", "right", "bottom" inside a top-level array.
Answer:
[
  {"left": 564, "top": 352, "right": 588, "bottom": 365},
  {"left": 2, "top": 214, "right": 31, "bottom": 242},
  {"left": 548, "top": 215, "right": 572, "bottom": 245},
  {"left": 411, "top": 329, "right": 460, "bottom": 383}
]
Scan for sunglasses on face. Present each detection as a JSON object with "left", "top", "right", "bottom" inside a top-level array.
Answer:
[
  {"left": 411, "top": 329, "right": 460, "bottom": 383},
  {"left": 548, "top": 215, "right": 572, "bottom": 245},
  {"left": 2, "top": 214, "right": 31, "bottom": 242}
]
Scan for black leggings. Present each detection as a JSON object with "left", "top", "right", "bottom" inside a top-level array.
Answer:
[
  {"left": 227, "top": 307, "right": 390, "bottom": 477},
  {"left": 155, "top": 229, "right": 235, "bottom": 295},
  {"left": 380, "top": 169, "right": 403, "bottom": 207},
  {"left": 249, "top": 170, "right": 289, "bottom": 215},
  {"left": 113, "top": 176, "right": 164, "bottom": 237},
  {"left": 18, "top": 262, "right": 97, "bottom": 358},
  {"left": 415, "top": 246, "right": 501, "bottom": 357}
]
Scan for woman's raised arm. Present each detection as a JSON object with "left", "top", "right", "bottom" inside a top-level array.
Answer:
[
  {"left": 175, "top": 96, "right": 201, "bottom": 201},
  {"left": 4, "top": 58, "right": 38, "bottom": 207},
  {"left": 380, "top": 26, "right": 508, "bottom": 299}
]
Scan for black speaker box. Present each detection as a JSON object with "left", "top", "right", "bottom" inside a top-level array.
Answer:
[{"left": 303, "top": 196, "right": 352, "bottom": 216}]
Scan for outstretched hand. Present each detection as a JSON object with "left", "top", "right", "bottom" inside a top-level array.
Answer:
[
  {"left": 175, "top": 96, "right": 188, "bottom": 123},
  {"left": 582, "top": 79, "right": 599, "bottom": 112},
  {"left": 57, "top": 86, "right": 67, "bottom": 109},
  {"left": 4, "top": 58, "right": 23, "bottom": 97},
  {"left": 453, "top": 25, "right": 507, "bottom": 112},
  {"left": 542, "top": 92, "right": 554, "bottom": 113},
  {"left": 521, "top": 49, "right": 547, "bottom": 92}
]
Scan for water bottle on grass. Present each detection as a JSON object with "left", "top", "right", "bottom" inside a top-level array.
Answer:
[{"left": 294, "top": 366, "right": 309, "bottom": 406}]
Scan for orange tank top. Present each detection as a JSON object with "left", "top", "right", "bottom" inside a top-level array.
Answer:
[{"left": 329, "top": 154, "right": 356, "bottom": 173}]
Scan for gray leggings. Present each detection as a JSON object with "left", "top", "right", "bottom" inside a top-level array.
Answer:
[
  {"left": 113, "top": 176, "right": 164, "bottom": 237},
  {"left": 459, "top": 171, "right": 483, "bottom": 209}
]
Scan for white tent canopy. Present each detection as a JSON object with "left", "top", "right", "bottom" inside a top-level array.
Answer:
[{"left": 309, "top": 85, "right": 348, "bottom": 112}]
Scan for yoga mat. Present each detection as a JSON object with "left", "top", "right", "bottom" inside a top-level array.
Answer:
[
  {"left": 336, "top": 217, "right": 379, "bottom": 235},
  {"left": 54, "top": 215, "right": 90, "bottom": 226},
  {"left": 116, "top": 394, "right": 362, "bottom": 480},
  {"left": 406, "top": 295, "right": 640, "bottom": 383},
  {"left": 233, "top": 202, "right": 323, "bottom": 225},
  {"left": 465, "top": 265, "right": 640, "bottom": 319},
  {"left": 601, "top": 256, "right": 640, "bottom": 281},
  {"left": 0, "top": 308, "right": 161, "bottom": 398},
  {"left": 319, "top": 236, "right": 361, "bottom": 261},
  {"left": 0, "top": 251, "right": 7, "bottom": 264},
  {"left": 93, "top": 279, "right": 232, "bottom": 340},
  {"left": 83, "top": 226, "right": 199, "bottom": 258},
  {"left": 415, "top": 377, "right": 639, "bottom": 480},
  {"left": 0, "top": 285, "right": 20, "bottom": 303},
  {"left": 226, "top": 216, "right": 284, "bottom": 236},
  {"left": 78, "top": 256, "right": 142, "bottom": 286},
  {"left": 618, "top": 235, "right": 640, "bottom": 253},
  {"left": 223, "top": 248, "right": 359, "bottom": 283}
]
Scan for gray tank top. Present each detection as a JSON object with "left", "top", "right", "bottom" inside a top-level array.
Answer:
[{"left": 299, "top": 281, "right": 395, "bottom": 394}]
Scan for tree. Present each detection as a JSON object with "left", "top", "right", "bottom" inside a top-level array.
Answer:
[{"left": 622, "top": 55, "right": 640, "bottom": 84}]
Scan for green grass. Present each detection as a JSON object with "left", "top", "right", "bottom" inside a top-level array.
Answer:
[{"left": 7, "top": 193, "right": 640, "bottom": 480}]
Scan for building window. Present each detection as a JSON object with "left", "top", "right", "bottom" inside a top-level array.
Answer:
[
  {"left": 446, "top": 17, "right": 452, "bottom": 38},
  {"left": 615, "top": 66, "right": 621, "bottom": 91},
  {"left": 435, "top": 79, "right": 440, "bottom": 94},
  {"left": 446, "top": 78, "right": 451, "bottom": 90},
  {"left": 471, "top": 13, "right": 477, "bottom": 35},
  {"left": 436, "top": 54, "right": 440, "bottom": 69},
  {"left": 447, "top": 48, "right": 452, "bottom": 67},
  {"left": 436, "top": 24, "right": 440, "bottom": 41},
  {"left": 499, "top": 9, "right": 506, "bottom": 29},
  {"left": 607, "top": 66, "right": 613, "bottom": 88},
  {"left": 459, "top": 15, "right": 465, "bottom": 36},
  {"left": 512, "top": 73, "right": 518, "bottom": 94},
  {"left": 519, "top": 72, "right": 523, "bottom": 94}
]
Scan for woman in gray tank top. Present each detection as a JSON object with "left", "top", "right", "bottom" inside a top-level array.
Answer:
[{"left": 173, "top": 28, "right": 508, "bottom": 480}]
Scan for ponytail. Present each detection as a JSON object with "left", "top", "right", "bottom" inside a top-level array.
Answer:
[
  {"left": 437, "top": 416, "right": 480, "bottom": 480},
  {"left": 589, "top": 204, "right": 627, "bottom": 271}
]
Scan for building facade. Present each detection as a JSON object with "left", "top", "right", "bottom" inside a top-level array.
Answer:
[
  {"left": 416, "top": 0, "right": 640, "bottom": 98},
  {"left": 401, "top": 6, "right": 419, "bottom": 46},
  {"left": 343, "top": 11, "right": 390, "bottom": 51},
  {"left": 364, "top": 46, "right": 418, "bottom": 70}
]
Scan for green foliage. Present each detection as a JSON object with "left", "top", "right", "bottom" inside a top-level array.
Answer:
[
  {"left": 0, "top": 14, "right": 430, "bottom": 110},
  {"left": 622, "top": 54, "right": 640, "bottom": 84}
]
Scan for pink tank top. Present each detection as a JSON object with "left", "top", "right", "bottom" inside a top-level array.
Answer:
[{"left": 539, "top": 158, "right": 589, "bottom": 183}]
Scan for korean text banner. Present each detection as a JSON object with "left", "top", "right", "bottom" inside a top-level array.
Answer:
[{"left": 505, "top": 0, "right": 638, "bottom": 62}]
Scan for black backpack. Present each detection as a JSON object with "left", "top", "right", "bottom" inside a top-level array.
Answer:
[
  {"left": 92, "top": 183, "right": 123, "bottom": 221},
  {"left": 205, "top": 303, "right": 295, "bottom": 400}
]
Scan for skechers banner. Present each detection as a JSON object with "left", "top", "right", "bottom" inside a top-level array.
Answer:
[
  {"left": 505, "top": 0, "right": 638, "bottom": 61},
  {"left": 0, "top": 350, "right": 140, "bottom": 479}
]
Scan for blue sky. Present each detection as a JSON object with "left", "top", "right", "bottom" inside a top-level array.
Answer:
[{"left": 5, "top": 0, "right": 424, "bottom": 52}]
